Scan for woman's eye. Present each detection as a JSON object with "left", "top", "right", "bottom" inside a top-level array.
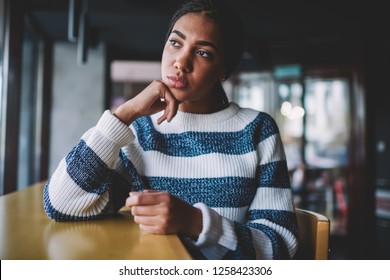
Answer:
[
  {"left": 197, "top": 50, "right": 212, "bottom": 59},
  {"left": 169, "top": 39, "right": 180, "bottom": 47}
]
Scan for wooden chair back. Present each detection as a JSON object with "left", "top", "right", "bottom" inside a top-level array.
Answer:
[{"left": 294, "top": 208, "right": 330, "bottom": 260}]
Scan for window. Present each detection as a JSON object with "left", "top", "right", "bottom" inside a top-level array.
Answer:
[
  {"left": 109, "top": 60, "right": 161, "bottom": 111},
  {"left": 232, "top": 69, "right": 351, "bottom": 236},
  {"left": 0, "top": 4, "right": 51, "bottom": 194},
  {"left": 17, "top": 21, "right": 44, "bottom": 189}
]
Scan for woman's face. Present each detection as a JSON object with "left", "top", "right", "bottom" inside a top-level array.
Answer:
[{"left": 161, "top": 12, "right": 225, "bottom": 112}]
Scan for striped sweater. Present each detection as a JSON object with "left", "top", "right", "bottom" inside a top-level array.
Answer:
[{"left": 43, "top": 102, "right": 298, "bottom": 259}]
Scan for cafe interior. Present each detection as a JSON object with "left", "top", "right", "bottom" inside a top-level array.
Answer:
[{"left": 1, "top": 0, "right": 389, "bottom": 260}]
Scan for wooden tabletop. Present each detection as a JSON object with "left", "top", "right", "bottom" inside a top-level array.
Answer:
[{"left": 0, "top": 182, "right": 192, "bottom": 260}]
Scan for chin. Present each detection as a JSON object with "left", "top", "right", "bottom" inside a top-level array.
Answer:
[{"left": 169, "top": 88, "right": 191, "bottom": 102}]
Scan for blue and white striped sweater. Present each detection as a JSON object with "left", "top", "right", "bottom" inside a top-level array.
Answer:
[{"left": 43, "top": 102, "right": 298, "bottom": 259}]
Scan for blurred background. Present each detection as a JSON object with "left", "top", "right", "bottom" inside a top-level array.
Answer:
[{"left": 1, "top": 0, "right": 389, "bottom": 259}]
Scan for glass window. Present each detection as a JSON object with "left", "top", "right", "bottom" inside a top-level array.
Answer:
[
  {"left": 304, "top": 79, "right": 350, "bottom": 168},
  {"left": 17, "top": 20, "right": 42, "bottom": 189},
  {"left": 233, "top": 70, "right": 351, "bottom": 237},
  {"left": 231, "top": 72, "right": 276, "bottom": 114},
  {"left": 109, "top": 61, "right": 161, "bottom": 111},
  {"left": 302, "top": 78, "right": 350, "bottom": 235},
  {"left": 275, "top": 81, "right": 305, "bottom": 171}
]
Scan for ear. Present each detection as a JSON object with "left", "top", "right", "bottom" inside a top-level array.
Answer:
[{"left": 220, "top": 71, "right": 227, "bottom": 81}]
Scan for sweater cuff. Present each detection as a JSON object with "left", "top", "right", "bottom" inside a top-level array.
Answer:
[
  {"left": 193, "top": 203, "right": 222, "bottom": 247},
  {"left": 193, "top": 203, "right": 238, "bottom": 252},
  {"left": 96, "top": 110, "right": 135, "bottom": 147}
]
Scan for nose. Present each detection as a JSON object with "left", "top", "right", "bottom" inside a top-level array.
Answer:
[{"left": 174, "top": 50, "right": 192, "bottom": 73}]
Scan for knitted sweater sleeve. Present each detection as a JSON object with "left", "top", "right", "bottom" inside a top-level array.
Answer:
[
  {"left": 192, "top": 114, "right": 299, "bottom": 260},
  {"left": 43, "top": 111, "right": 135, "bottom": 221}
]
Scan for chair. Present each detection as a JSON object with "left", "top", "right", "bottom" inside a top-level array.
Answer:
[{"left": 294, "top": 208, "right": 330, "bottom": 260}]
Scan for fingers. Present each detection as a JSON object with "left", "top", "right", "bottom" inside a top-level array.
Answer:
[
  {"left": 114, "top": 80, "right": 178, "bottom": 125},
  {"left": 156, "top": 82, "right": 178, "bottom": 124},
  {"left": 126, "top": 191, "right": 201, "bottom": 236},
  {"left": 131, "top": 205, "right": 161, "bottom": 217},
  {"left": 125, "top": 191, "right": 169, "bottom": 208},
  {"left": 132, "top": 205, "right": 173, "bottom": 235},
  {"left": 126, "top": 191, "right": 173, "bottom": 234}
]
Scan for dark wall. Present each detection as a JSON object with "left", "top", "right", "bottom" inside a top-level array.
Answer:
[{"left": 360, "top": 3, "right": 390, "bottom": 259}]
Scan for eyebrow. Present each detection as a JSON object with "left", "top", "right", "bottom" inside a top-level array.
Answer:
[{"left": 171, "top": 30, "right": 218, "bottom": 51}]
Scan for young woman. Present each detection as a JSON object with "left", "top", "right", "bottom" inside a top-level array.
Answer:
[{"left": 44, "top": 0, "right": 298, "bottom": 260}]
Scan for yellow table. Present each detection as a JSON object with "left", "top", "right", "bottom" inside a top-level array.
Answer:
[{"left": 0, "top": 182, "right": 192, "bottom": 260}]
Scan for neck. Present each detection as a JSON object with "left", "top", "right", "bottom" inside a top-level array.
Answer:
[{"left": 178, "top": 98, "right": 228, "bottom": 114}]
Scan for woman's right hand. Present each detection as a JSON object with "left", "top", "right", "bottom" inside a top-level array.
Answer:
[{"left": 113, "top": 80, "right": 178, "bottom": 126}]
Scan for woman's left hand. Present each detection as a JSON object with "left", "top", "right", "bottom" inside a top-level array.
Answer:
[{"left": 125, "top": 190, "right": 202, "bottom": 239}]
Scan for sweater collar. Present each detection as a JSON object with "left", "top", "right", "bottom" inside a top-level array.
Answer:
[{"left": 152, "top": 102, "right": 240, "bottom": 130}]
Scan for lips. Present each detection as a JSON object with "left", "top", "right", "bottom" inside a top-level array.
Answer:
[{"left": 166, "top": 75, "right": 188, "bottom": 89}]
